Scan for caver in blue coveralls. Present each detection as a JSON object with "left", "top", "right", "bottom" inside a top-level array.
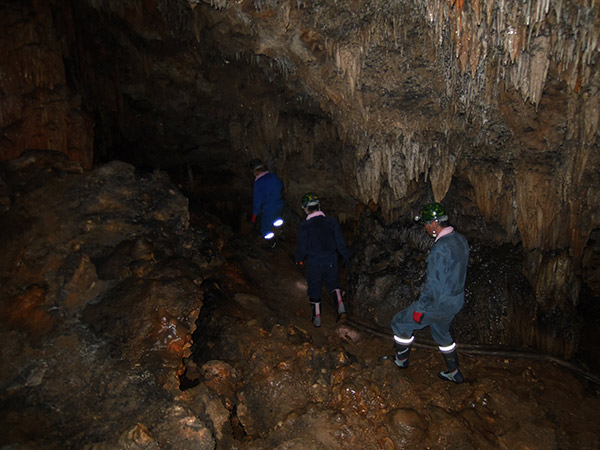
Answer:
[
  {"left": 391, "top": 230, "right": 469, "bottom": 346},
  {"left": 296, "top": 211, "right": 351, "bottom": 325},
  {"left": 253, "top": 171, "right": 284, "bottom": 239},
  {"left": 390, "top": 228, "right": 469, "bottom": 383}
]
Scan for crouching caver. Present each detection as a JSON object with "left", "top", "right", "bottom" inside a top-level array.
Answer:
[
  {"left": 295, "top": 193, "right": 351, "bottom": 327},
  {"left": 391, "top": 202, "right": 469, "bottom": 384}
]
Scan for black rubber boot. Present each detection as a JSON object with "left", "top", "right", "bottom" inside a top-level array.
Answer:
[
  {"left": 438, "top": 348, "right": 465, "bottom": 384},
  {"left": 310, "top": 299, "right": 321, "bottom": 327},
  {"left": 331, "top": 289, "right": 347, "bottom": 322},
  {"left": 393, "top": 340, "right": 412, "bottom": 369}
]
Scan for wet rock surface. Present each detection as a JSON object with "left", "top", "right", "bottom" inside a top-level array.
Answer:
[
  {"left": 0, "top": 153, "right": 219, "bottom": 448},
  {"left": 1, "top": 154, "right": 598, "bottom": 449}
]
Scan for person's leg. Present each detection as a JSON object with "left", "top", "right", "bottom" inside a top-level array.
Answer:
[
  {"left": 392, "top": 335, "right": 414, "bottom": 368},
  {"left": 260, "top": 211, "right": 275, "bottom": 240},
  {"left": 272, "top": 206, "right": 284, "bottom": 229},
  {"left": 262, "top": 206, "right": 284, "bottom": 242},
  {"left": 306, "top": 264, "right": 324, "bottom": 327},
  {"left": 310, "top": 298, "right": 321, "bottom": 327},
  {"left": 430, "top": 320, "right": 464, "bottom": 384},
  {"left": 323, "top": 263, "right": 346, "bottom": 321},
  {"left": 260, "top": 208, "right": 275, "bottom": 242},
  {"left": 330, "top": 287, "right": 346, "bottom": 321},
  {"left": 390, "top": 307, "right": 425, "bottom": 369}
]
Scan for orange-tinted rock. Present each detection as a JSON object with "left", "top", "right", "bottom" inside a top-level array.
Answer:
[
  {"left": 2, "top": 285, "right": 56, "bottom": 344},
  {"left": 0, "top": 2, "right": 93, "bottom": 168},
  {"left": 386, "top": 408, "right": 427, "bottom": 443}
]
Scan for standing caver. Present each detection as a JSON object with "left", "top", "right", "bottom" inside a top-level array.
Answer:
[
  {"left": 390, "top": 202, "right": 469, "bottom": 384},
  {"left": 295, "top": 193, "right": 351, "bottom": 327}
]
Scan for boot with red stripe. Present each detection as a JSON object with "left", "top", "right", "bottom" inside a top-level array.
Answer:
[
  {"left": 331, "top": 288, "right": 347, "bottom": 323},
  {"left": 310, "top": 299, "right": 321, "bottom": 327}
]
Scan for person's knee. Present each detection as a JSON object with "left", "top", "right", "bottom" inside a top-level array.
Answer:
[
  {"left": 391, "top": 320, "right": 415, "bottom": 337},
  {"left": 391, "top": 308, "right": 411, "bottom": 325},
  {"left": 430, "top": 324, "right": 453, "bottom": 346},
  {"left": 307, "top": 283, "right": 321, "bottom": 299},
  {"left": 326, "top": 282, "right": 340, "bottom": 294},
  {"left": 307, "top": 289, "right": 320, "bottom": 299}
]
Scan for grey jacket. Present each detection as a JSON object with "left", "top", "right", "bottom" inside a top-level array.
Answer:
[{"left": 414, "top": 230, "right": 469, "bottom": 319}]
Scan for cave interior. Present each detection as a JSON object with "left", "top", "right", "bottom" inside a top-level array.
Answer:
[{"left": 1, "top": 0, "right": 600, "bottom": 448}]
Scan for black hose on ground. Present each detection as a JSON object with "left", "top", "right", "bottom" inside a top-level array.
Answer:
[
  {"left": 281, "top": 249, "right": 600, "bottom": 386},
  {"left": 344, "top": 316, "right": 600, "bottom": 386}
]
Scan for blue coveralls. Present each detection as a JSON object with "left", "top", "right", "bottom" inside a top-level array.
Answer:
[
  {"left": 295, "top": 213, "right": 351, "bottom": 298},
  {"left": 391, "top": 230, "right": 469, "bottom": 346},
  {"left": 253, "top": 172, "right": 284, "bottom": 238}
]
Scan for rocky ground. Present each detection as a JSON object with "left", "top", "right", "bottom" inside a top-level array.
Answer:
[{"left": 0, "top": 153, "right": 599, "bottom": 449}]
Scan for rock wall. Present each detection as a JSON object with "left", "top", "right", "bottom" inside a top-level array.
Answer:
[
  {"left": 0, "top": 0, "right": 94, "bottom": 169},
  {"left": 0, "top": 152, "right": 228, "bottom": 448}
]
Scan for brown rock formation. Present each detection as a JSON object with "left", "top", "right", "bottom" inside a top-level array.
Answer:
[{"left": 0, "top": 1, "right": 94, "bottom": 168}]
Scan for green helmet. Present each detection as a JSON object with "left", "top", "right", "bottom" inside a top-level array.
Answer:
[
  {"left": 249, "top": 158, "right": 265, "bottom": 171},
  {"left": 301, "top": 192, "right": 320, "bottom": 209},
  {"left": 417, "top": 202, "right": 448, "bottom": 223}
]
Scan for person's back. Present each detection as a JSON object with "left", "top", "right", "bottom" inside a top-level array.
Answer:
[
  {"left": 420, "top": 230, "right": 469, "bottom": 308},
  {"left": 249, "top": 158, "right": 284, "bottom": 242},
  {"left": 297, "top": 215, "right": 340, "bottom": 265},
  {"left": 295, "top": 193, "right": 351, "bottom": 327},
  {"left": 435, "top": 230, "right": 469, "bottom": 293},
  {"left": 254, "top": 172, "right": 284, "bottom": 212}
]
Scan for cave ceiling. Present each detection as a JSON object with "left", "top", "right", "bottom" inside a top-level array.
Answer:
[{"left": 0, "top": 0, "right": 599, "bottom": 307}]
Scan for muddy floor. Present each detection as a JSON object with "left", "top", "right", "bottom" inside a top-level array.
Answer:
[{"left": 197, "top": 230, "right": 600, "bottom": 449}]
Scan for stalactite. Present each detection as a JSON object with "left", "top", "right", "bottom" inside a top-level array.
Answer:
[
  {"left": 582, "top": 85, "right": 599, "bottom": 141},
  {"left": 466, "top": 165, "right": 519, "bottom": 237},
  {"left": 356, "top": 142, "right": 383, "bottom": 204},
  {"left": 429, "top": 146, "right": 457, "bottom": 202},
  {"left": 329, "top": 43, "right": 362, "bottom": 99},
  {"left": 415, "top": 0, "right": 598, "bottom": 141}
]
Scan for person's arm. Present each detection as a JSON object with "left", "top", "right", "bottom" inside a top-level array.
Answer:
[
  {"left": 414, "top": 243, "right": 446, "bottom": 312},
  {"left": 331, "top": 218, "right": 351, "bottom": 261},
  {"left": 295, "top": 224, "right": 308, "bottom": 263}
]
